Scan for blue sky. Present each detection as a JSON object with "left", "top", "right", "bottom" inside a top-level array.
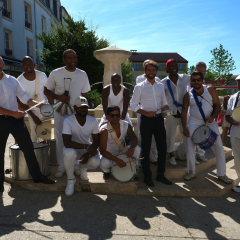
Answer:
[{"left": 61, "top": 0, "right": 240, "bottom": 75}]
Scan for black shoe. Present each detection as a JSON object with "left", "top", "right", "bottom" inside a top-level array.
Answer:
[
  {"left": 144, "top": 177, "right": 155, "bottom": 187},
  {"left": 0, "top": 185, "right": 4, "bottom": 192},
  {"left": 156, "top": 175, "right": 173, "bottom": 185},
  {"left": 103, "top": 172, "right": 110, "bottom": 180},
  {"left": 34, "top": 175, "right": 55, "bottom": 184}
]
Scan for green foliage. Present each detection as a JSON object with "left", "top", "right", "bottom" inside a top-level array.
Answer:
[
  {"left": 38, "top": 16, "right": 109, "bottom": 85},
  {"left": 86, "top": 89, "right": 102, "bottom": 107},
  {"left": 121, "top": 60, "right": 134, "bottom": 93},
  {"left": 183, "top": 65, "right": 195, "bottom": 75}
]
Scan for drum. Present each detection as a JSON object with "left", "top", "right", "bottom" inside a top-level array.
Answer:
[
  {"left": 174, "top": 142, "right": 186, "bottom": 161},
  {"left": 161, "top": 109, "right": 174, "bottom": 118},
  {"left": 40, "top": 104, "right": 54, "bottom": 117},
  {"left": 192, "top": 125, "right": 217, "bottom": 149},
  {"left": 10, "top": 142, "right": 50, "bottom": 180},
  {"left": 36, "top": 118, "right": 55, "bottom": 140},
  {"left": 111, "top": 154, "right": 139, "bottom": 182},
  {"left": 232, "top": 107, "right": 240, "bottom": 123}
]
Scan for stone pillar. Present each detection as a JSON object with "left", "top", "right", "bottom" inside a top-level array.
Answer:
[{"left": 93, "top": 46, "right": 132, "bottom": 87}]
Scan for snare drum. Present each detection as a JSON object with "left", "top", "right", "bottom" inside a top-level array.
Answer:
[
  {"left": 232, "top": 107, "right": 240, "bottom": 123},
  {"left": 161, "top": 109, "right": 174, "bottom": 118},
  {"left": 36, "top": 118, "right": 55, "bottom": 140},
  {"left": 111, "top": 154, "right": 139, "bottom": 182},
  {"left": 192, "top": 125, "right": 217, "bottom": 149},
  {"left": 40, "top": 104, "right": 54, "bottom": 117}
]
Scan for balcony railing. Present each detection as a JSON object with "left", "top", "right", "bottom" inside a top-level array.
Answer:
[
  {"left": 2, "top": 8, "right": 10, "bottom": 19},
  {"left": 5, "top": 49, "right": 12, "bottom": 56},
  {"left": 25, "top": 21, "right": 31, "bottom": 29}
]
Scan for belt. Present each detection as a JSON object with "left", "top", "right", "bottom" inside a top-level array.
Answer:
[
  {"left": 153, "top": 113, "right": 162, "bottom": 118},
  {"left": 0, "top": 115, "right": 10, "bottom": 119}
]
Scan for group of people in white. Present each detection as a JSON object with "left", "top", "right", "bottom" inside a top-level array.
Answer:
[{"left": 0, "top": 48, "right": 240, "bottom": 196}]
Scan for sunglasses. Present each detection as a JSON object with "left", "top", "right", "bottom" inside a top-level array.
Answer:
[
  {"left": 191, "top": 78, "right": 202, "bottom": 82},
  {"left": 109, "top": 114, "right": 120, "bottom": 118}
]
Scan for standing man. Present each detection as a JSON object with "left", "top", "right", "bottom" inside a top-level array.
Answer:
[
  {"left": 181, "top": 70, "right": 232, "bottom": 183},
  {"left": 17, "top": 56, "right": 52, "bottom": 142},
  {"left": 99, "top": 73, "right": 132, "bottom": 127},
  {"left": 44, "top": 49, "right": 91, "bottom": 178},
  {"left": 226, "top": 75, "right": 240, "bottom": 192},
  {"left": 136, "top": 59, "right": 160, "bottom": 164},
  {"left": 62, "top": 96, "right": 100, "bottom": 196},
  {"left": 0, "top": 56, "right": 55, "bottom": 192},
  {"left": 131, "top": 60, "right": 172, "bottom": 187}
]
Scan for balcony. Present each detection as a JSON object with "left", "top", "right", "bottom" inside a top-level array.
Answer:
[
  {"left": 2, "top": 8, "right": 10, "bottom": 19},
  {"left": 5, "top": 49, "right": 12, "bottom": 56},
  {"left": 25, "top": 21, "right": 31, "bottom": 29}
]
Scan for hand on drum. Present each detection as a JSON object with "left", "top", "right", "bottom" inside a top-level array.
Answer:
[
  {"left": 36, "top": 102, "right": 46, "bottom": 109},
  {"left": 126, "top": 147, "right": 134, "bottom": 158},
  {"left": 183, "top": 127, "right": 190, "bottom": 138},
  {"left": 59, "top": 94, "right": 70, "bottom": 104},
  {"left": 206, "top": 116, "right": 214, "bottom": 123},
  {"left": 12, "top": 110, "right": 26, "bottom": 119},
  {"left": 87, "top": 145, "right": 98, "bottom": 156},
  {"left": 80, "top": 152, "right": 89, "bottom": 164},
  {"left": 232, "top": 121, "right": 240, "bottom": 126},
  {"left": 115, "top": 158, "right": 127, "bottom": 168}
]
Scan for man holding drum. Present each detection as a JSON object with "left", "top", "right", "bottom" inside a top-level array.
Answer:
[
  {"left": 131, "top": 60, "right": 172, "bottom": 187},
  {"left": 44, "top": 49, "right": 91, "bottom": 178},
  {"left": 181, "top": 70, "right": 232, "bottom": 183},
  {"left": 99, "top": 106, "right": 140, "bottom": 180},
  {"left": 0, "top": 56, "right": 55, "bottom": 192},
  {"left": 62, "top": 96, "right": 100, "bottom": 196},
  {"left": 226, "top": 75, "right": 240, "bottom": 192}
]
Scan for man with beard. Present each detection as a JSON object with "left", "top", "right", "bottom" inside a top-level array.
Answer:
[
  {"left": 0, "top": 56, "right": 55, "bottom": 192},
  {"left": 131, "top": 60, "right": 172, "bottom": 187},
  {"left": 161, "top": 59, "right": 226, "bottom": 165},
  {"left": 181, "top": 71, "right": 232, "bottom": 183},
  {"left": 62, "top": 96, "right": 100, "bottom": 196},
  {"left": 44, "top": 49, "right": 91, "bottom": 178},
  {"left": 17, "top": 56, "right": 52, "bottom": 142},
  {"left": 99, "top": 73, "right": 132, "bottom": 127},
  {"left": 99, "top": 106, "right": 140, "bottom": 179}
]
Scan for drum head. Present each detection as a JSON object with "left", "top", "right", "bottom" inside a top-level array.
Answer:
[
  {"left": 36, "top": 119, "right": 55, "bottom": 140},
  {"left": 192, "top": 125, "right": 210, "bottom": 144},
  {"left": 232, "top": 107, "right": 240, "bottom": 123},
  {"left": 177, "top": 143, "right": 186, "bottom": 160},
  {"left": 40, "top": 104, "right": 54, "bottom": 117},
  {"left": 111, "top": 154, "right": 136, "bottom": 182}
]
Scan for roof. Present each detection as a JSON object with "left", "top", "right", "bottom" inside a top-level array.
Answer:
[{"left": 129, "top": 52, "right": 188, "bottom": 63}]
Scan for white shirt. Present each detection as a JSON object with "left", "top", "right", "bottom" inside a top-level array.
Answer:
[
  {"left": 226, "top": 91, "right": 240, "bottom": 138},
  {"left": 17, "top": 70, "right": 48, "bottom": 101},
  {"left": 130, "top": 79, "right": 167, "bottom": 114},
  {"left": 45, "top": 67, "right": 91, "bottom": 106},
  {"left": 62, "top": 115, "right": 99, "bottom": 145},
  {"left": 136, "top": 74, "right": 160, "bottom": 85},
  {"left": 0, "top": 73, "right": 30, "bottom": 113}
]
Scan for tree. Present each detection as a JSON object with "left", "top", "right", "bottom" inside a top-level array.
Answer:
[
  {"left": 183, "top": 65, "right": 195, "bottom": 75},
  {"left": 121, "top": 60, "right": 134, "bottom": 93}
]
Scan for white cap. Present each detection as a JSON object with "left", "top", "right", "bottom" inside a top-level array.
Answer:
[
  {"left": 235, "top": 75, "right": 240, "bottom": 81},
  {"left": 74, "top": 96, "right": 89, "bottom": 107},
  {"left": 143, "top": 59, "right": 151, "bottom": 66}
]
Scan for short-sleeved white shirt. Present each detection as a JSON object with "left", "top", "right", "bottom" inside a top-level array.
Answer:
[
  {"left": 62, "top": 115, "right": 99, "bottom": 145},
  {"left": 45, "top": 67, "right": 91, "bottom": 106}
]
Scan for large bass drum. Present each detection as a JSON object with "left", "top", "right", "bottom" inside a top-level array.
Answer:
[{"left": 10, "top": 142, "right": 50, "bottom": 180}]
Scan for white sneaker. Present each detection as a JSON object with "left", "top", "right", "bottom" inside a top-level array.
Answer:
[
  {"left": 232, "top": 186, "right": 240, "bottom": 192},
  {"left": 218, "top": 175, "right": 233, "bottom": 184},
  {"left": 80, "top": 168, "right": 89, "bottom": 181},
  {"left": 169, "top": 157, "right": 177, "bottom": 165},
  {"left": 184, "top": 171, "right": 196, "bottom": 181},
  {"left": 65, "top": 178, "right": 76, "bottom": 196},
  {"left": 195, "top": 158, "right": 200, "bottom": 165},
  {"left": 197, "top": 155, "right": 208, "bottom": 162},
  {"left": 55, "top": 169, "right": 65, "bottom": 178}
]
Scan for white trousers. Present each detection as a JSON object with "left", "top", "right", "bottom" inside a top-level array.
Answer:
[
  {"left": 27, "top": 108, "right": 39, "bottom": 142},
  {"left": 99, "top": 113, "right": 133, "bottom": 127},
  {"left": 63, "top": 147, "right": 100, "bottom": 179},
  {"left": 186, "top": 121, "right": 226, "bottom": 176},
  {"left": 54, "top": 111, "right": 69, "bottom": 171},
  {"left": 137, "top": 113, "right": 157, "bottom": 162},
  {"left": 100, "top": 145, "right": 141, "bottom": 173},
  {"left": 166, "top": 115, "right": 205, "bottom": 157},
  {"left": 231, "top": 137, "right": 240, "bottom": 181}
]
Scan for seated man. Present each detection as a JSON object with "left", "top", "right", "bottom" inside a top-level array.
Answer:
[
  {"left": 62, "top": 96, "right": 100, "bottom": 196},
  {"left": 99, "top": 106, "right": 140, "bottom": 179}
]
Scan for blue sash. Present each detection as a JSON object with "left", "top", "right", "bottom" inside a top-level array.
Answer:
[
  {"left": 191, "top": 88, "right": 206, "bottom": 123},
  {"left": 167, "top": 79, "right": 182, "bottom": 108}
]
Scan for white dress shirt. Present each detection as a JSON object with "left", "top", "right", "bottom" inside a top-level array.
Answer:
[
  {"left": 130, "top": 79, "right": 167, "bottom": 114},
  {"left": 0, "top": 73, "right": 30, "bottom": 113}
]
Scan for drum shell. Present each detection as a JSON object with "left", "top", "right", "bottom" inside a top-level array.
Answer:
[
  {"left": 47, "top": 140, "right": 58, "bottom": 166},
  {"left": 10, "top": 143, "right": 50, "bottom": 180}
]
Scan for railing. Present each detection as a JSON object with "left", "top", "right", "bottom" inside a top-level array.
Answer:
[
  {"left": 2, "top": 8, "right": 10, "bottom": 19},
  {"left": 5, "top": 49, "right": 12, "bottom": 56},
  {"left": 25, "top": 21, "right": 31, "bottom": 29}
]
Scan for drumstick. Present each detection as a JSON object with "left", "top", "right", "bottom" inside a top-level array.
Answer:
[
  {"left": 156, "top": 100, "right": 171, "bottom": 113},
  {"left": 125, "top": 141, "right": 133, "bottom": 172},
  {"left": 181, "top": 132, "right": 195, "bottom": 140},
  {"left": 204, "top": 110, "right": 212, "bottom": 134},
  {"left": 25, "top": 100, "right": 45, "bottom": 113}
]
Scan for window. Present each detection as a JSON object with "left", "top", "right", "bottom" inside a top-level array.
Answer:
[
  {"left": 24, "top": 3, "right": 31, "bottom": 29},
  {"left": 42, "top": 16, "right": 46, "bottom": 33},
  {"left": 2, "top": 0, "right": 11, "bottom": 19},
  {"left": 132, "top": 64, "right": 138, "bottom": 71},
  {"left": 158, "top": 64, "right": 161, "bottom": 71},
  {"left": 4, "top": 30, "right": 13, "bottom": 56},
  {"left": 178, "top": 64, "right": 184, "bottom": 71},
  {"left": 26, "top": 39, "right": 33, "bottom": 57},
  {"left": 53, "top": 0, "right": 58, "bottom": 18},
  {"left": 5, "top": 32, "right": 10, "bottom": 49}
]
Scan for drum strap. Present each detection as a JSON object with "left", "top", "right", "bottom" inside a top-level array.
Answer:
[
  {"left": 233, "top": 92, "right": 240, "bottom": 109},
  {"left": 107, "top": 122, "right": 124, "bottom": 150},
  {"left": 167, "top": 79, "right": 183, "bottom": 108},
  {"left": 191, "top": 88, "right": 206, "bottom": 123}
]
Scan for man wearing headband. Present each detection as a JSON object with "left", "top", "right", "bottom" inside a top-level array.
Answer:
[
  {"left": 99, "top": 73, "right": 132, "bottom": 127},
  {"left": 99, "top": 106, "right": 140, "bottom": 180},
  {"left": 181, "top": 71, "right": 232, "bottom": 183},
  {"left": 131, "top": 60, "right": 172, "bottom": 187},
  {"left": 0, "top": 56, "right": 55, "bottom": 193},
  {"left": 17, "top": 56, "right": 51, "bottom": 142},
  {"left": 44, "top": 49, "right": 91, "bottom": 178},
  {"left": 62, "top": 96, "right": 100, "bottom": 196},
  {"left": 226, "top": 75, "right": 240, "bottom": 192}
]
